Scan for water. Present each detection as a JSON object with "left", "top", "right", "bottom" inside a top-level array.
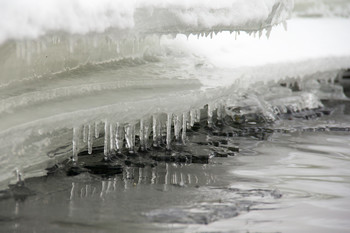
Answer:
[{"left": 0, "top": 98, "right": 349, "bottom": 233}]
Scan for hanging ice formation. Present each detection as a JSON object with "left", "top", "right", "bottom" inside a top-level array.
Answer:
[{"left": 1, "top": 0, "right": 350, "bottom": 189}]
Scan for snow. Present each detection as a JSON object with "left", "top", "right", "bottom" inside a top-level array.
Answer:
[{"left": 0, "top": 0, "right": 293, "bottom": 44}]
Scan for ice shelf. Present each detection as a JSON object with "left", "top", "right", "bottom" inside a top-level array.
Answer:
[{"left": 0, "top": 0, "right": 350, "bottom": 189}]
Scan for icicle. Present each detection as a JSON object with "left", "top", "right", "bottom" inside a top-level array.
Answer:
[
  {"left": 173, "top": 115, "right": 181, "bottom": 141},
  {"left": 95, "top": 121, "right": 99, "bottom": 138},
  {"left": 259, "top": 29, "right": 263, "bottom": 38},
  {"left": 190, "top": 109, "right": 196, "bottom": 127},
  {"left": 115, "top": 122, "right": 124, "bottom": 152},
  {"left": 110, "top": 123, "right": 115, "bottom": 151},
  {"left": 104, "top": 120, "right": 109, "bottom": 160},
  {"left": 196, "top": 109, "right": 201, "bottom": 123},
  {"left": 88, "top": 124, "right": 93, "bottom": 155},
  {"left": 208, "top": 105, "right": 213, "bottom": 127},
  {"left": 72, "top": 126, "right": 79, "bottom": 162},
  {"left": 166, "top": 113, "right": 172, "bottom": 150},
  {"left": 217, "top": 104, "right": 223, "bottom": 121},
  {"left": 210, "top": 31, "right": 213, "bottom": 39},
  {"left": 152, "top": 115, "right": 159, "bottom": 147},
  {"left": 144, "top": 120, "right": 150, "bottom": 150},
  {"left": 140, "top": 119, "right": 145, "bottom": 151},
  {"left": 83, "top": 125, "right": 87, "bottom": 143},
  {"left": 182, "top": 113, "right": 187, "bottom": 144},
  {"left": 266, "top": 27, "right": 272, "bottom": 39},
  {"left": 283, "top": 20, "right": 288, "bottom": 31},
  {"left": 15, "top": 169, "right": 22, "bottom": 183},
  {"left": 125, "top": 124, "right": 135, "bottom": 153},
  {"left": 186, "top": 111, "right": 191, "bottom": 129},
  {"left": 235, "top": 31, "right": 238, "bottom": 40}
]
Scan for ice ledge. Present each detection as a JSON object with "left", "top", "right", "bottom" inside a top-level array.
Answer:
[{"left": 0, "top": 0, "right": 293, "bottom": 44}]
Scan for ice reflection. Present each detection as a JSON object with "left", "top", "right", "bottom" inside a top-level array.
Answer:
[{"left": 68, "top": 163, "right": 215, "bottom": 201}]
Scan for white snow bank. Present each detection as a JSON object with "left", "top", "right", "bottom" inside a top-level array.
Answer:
[{"left": 0, "top": 0, "right": 293, "bottom": 44}]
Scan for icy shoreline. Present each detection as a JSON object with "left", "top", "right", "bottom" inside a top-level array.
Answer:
[{"left": 0, "top": 1, "right": 350, "bottom": 189}]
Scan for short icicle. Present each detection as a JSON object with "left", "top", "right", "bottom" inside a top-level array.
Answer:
[
  {"left": 190, "top": 109, "right": 196, "bottom": 127},
  {"left": 217, "top": 104, "right": 222, "bottom": 121},
  {"left": 140, "top": 119, "right": 145, "bottom": 151},
  {"left": 72, "top": 126, "right": 80, "bottom": 162},
  {"left": 88, "top": 124, "right": 93, "bottom": 155},
  {"left": 95, "top": 121, "right": 99, "bottom": 138},
  {"left": 207, "top": 104, "right": 213, "bottom": 127},
  {"left": 83, "top": 125, "right": 87, "bottom": 143},
  {"left": 166, "top": 113, "right": 172, "bottom": 150},
  {"left": 196, "top": 109, "right": 201, "bottom": 123}
]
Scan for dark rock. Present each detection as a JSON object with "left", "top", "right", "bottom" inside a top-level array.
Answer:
[
  {"left": 219, "top": 139, "right": 228, "bottom": 145},
  {"left": 192, "top": 154, "right": 209, "bottom": 164},
  {"left": 9, "top": 181, "right": 35, "bottom": 201},
  {"left": 66, "top": 166, "right": 88, "bottom": 176},
  {"left": 210, "top": 141, "right": 219, "bottom": 147},
  {"left": 214, "top": 152, "right": 228, "bottom": 158},
  {"left": 84, "top": 164, "right": 123, "bottom": 176},
  {"left": 124, "top": 160, "right": 132, "bottom": 166},
  {"left": 227, "top": 147, "right": 239, "bottom": 152}
]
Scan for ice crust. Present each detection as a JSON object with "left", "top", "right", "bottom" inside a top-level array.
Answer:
[
  {"left": 0, "top": 0, "right": 293, "bottom": 44},
  {"left": 0, "top": 1, "right": 350, "bottom": 188}
]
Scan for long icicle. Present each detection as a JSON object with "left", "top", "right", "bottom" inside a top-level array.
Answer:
[
  {"left": 182, "top": 113, "right": 187, "bottom": 144},
  {"left": 88, "top": 124, "right": 93, "bottom": 155},
  {"left": 104, "top": 120, "right": 109, "bottom": 160},
  {"left": 173, "top": 115, "right": 181, "bottom": 141},
  {"left": 144, "top": 120, "right": 150, "bottom": 150},
  {"left": 115, "top": 122, "right": 123, "bottom": 153},
  {"left": 125, "top": 124, "right": 135, "bottom": 153},
  {"left": 110, "top": 123, "right": 115, "bottom": 152},
  {"left": 152, "top": 115, "right": 158, "bottom": 147},
  {"left": 166, "top": 113, "right": 172, "bottom": 150}
]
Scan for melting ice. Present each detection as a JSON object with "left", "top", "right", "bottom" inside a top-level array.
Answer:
[{"left": 0, "top": 0, "right": 350, "bottom": 189}]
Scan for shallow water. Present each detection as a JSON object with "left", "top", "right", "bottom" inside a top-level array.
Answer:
[{"left": 0, "top": 100, "right": 350, "bottom": 233}]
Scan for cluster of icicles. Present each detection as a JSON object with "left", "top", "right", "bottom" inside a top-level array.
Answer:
[
  {"left": 72, "top": 108, "right": 211, "bottom": 162},
  {"left": 71, "top": 81, "right": 326, "bottom": 162}
]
